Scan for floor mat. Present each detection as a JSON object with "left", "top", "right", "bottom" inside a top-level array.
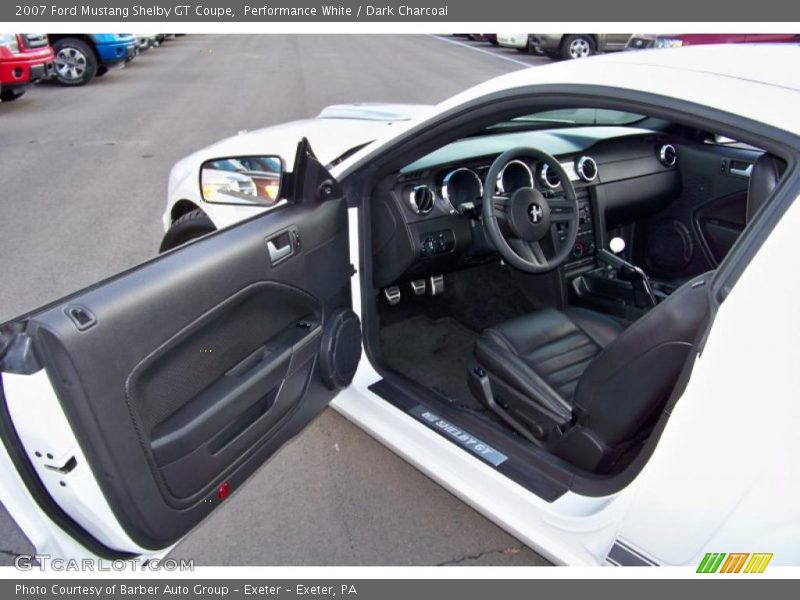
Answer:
[{"left": 379, "top": 316, "right": 483, "bottom": 410}]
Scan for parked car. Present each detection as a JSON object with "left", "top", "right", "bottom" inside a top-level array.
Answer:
[
  {"left": 137, "top": 35, "right": 160, "bottom": 52},
  {"left": 627, "top": 33, "right": 800, "bottom": 50},
  {"left": 0, "top": 34, "right": 54, "bottom": 102},
  {"left": 467, "top": 34, "right": 498, "bottom": 45},
  {"left": 2, "top": 46, "right": 800, "bottom": 568},
  {"left": 49, "top": 34, "right": 137, "bottom": 86},
  {"left": 496, "top": 33, "right": 533, "bottom": 53},
  {"left": 529, "top": 34, "right": 632, "bottom": 59},
  {"left": 161, "top": 103, "right": 431, "bottom": 248}
]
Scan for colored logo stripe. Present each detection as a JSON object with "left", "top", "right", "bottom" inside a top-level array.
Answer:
[
  {"left": 697, "top": 553, "right": 726, "bottom": 573},
  {"left": 719, "top": 553, "right": 749, "bottom": 573},
  {"left": 697, "top": 552, "right": 773, "bottom": 573},
  {"left": 744, "top": 553, "right": 773, "bottom": 573}
]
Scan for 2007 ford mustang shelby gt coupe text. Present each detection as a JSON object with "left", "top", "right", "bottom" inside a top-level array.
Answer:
[{"left": 1, "top": 44, "right": 799, "bottom": 566}]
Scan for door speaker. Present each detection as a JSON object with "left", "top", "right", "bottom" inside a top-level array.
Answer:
[
  {"left": 319, "top": 308, "right": 362, "bottom": 390},
  {"left": 645, "top": 219, "right": 694, "bottom": 273}
]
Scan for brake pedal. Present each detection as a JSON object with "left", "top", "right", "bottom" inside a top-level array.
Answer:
[
  {"left": 383, "top": 286, "right": 401, "bottom": 305},
  {"left": 410, "top": 280, "right": 426, "bottom": 296}
]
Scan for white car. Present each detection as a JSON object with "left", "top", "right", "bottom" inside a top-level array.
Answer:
[
  {"left": 160, "top": 103, "right": 431, "bottom": 251},
  {"left": 1, "top": 45, "right": 799, "bottom": 568},
  {"left": 496, "top": 33, "right": 532, "bottom": 53}
]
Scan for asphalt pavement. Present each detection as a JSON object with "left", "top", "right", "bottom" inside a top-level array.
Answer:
[{"left": 0, "top": 34, "right": 550, "bottom": 566}]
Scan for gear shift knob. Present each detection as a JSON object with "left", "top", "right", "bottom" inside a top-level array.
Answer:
[{"left": 609, "top": 237, "right": 626, "bottom": 255}]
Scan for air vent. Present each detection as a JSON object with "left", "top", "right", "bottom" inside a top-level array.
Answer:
[
  {"left": 575, "top": 156, "right": 598, "bottom": 182},
  {"left": 539, "top": 163, "right": 561, "bottom": 189},
  {"left": 398, "top": 169, "right": 428, "bottom": 182},
  {"left": 658, "top": 144, "right": 677, "bottom": 167},
  {"left": 408, "top": 185, "right": 435, "bottom": 215}
]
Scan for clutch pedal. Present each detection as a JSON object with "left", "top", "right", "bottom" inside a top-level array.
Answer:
[{"left": 383, "top": 286, "right": 401, "bottom": 306}]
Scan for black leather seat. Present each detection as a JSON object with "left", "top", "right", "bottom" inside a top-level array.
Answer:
[
  {"left": 747, "top": 153, "right": 785, "bottom": 221},
  {"left": 470, "top": 275, "right": 711, "bottom": 472}
]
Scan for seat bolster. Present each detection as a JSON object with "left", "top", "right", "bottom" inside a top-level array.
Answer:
[
  {"left": 474, "top": 336, "right": 573, "bottom": 420},
  {"left": 747, "top": 154, "right": 785, "bottom": 222},
  {"left": 563, "top": 307, "right": 624, "bottom": 348}
]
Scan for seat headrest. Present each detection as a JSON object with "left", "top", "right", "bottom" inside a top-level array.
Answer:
[{"left": 747, "top": 154, "right": 786, "bottom": 222}]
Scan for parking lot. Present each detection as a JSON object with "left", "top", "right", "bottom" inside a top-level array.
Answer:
[{"left": 0, "top": 34, "right": 550, "bottom": 566}]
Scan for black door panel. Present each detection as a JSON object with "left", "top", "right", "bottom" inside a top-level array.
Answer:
[
  {"left": 127, "top": 281, "right": 321, "bottom": 500},
  {"left": 634, "top": 143, "right": 759, "bottom": 279},
  {"left": 2, "top": 147, "right": 357, "bottom": 551},
  {"left": 694, "top": 190, "right": 748, "bottom": 264}
]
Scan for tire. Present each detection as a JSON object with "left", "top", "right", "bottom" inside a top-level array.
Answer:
[
  {"left": 53, "top": 38, "right": 97, "bottom": 86},
  {"left": 0, "top": 89, "right": 25, "bottom": 102},
  {"left": 560, "top": 35, "right": 596, "bottom": 60},
  {"left": 159, "top": 209, "right": 216, "bottom": 253}
]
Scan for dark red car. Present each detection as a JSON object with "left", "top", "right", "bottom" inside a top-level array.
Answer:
[
  {"left": 627, "top": 33, "right": 800, "bottom": 50},
  {"left": 0, "top": 34, "right": 55, "bottom": 102}
]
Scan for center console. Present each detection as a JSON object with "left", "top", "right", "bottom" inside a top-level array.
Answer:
[
  {"left": 562, "top": 192, "right": 673, "bottom": 321},
  {"left": 560, "top": 190, "right": 597, "bottom": 268}
]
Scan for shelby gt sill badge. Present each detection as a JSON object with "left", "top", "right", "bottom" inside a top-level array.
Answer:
[{"left": 410, "top": 405, "right": 509, "bottom": 466}]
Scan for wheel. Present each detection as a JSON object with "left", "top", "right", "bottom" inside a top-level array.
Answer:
[
  {"left": 159, "top": 209, "right": 216, "bottom": 252},
  {"left": 560, "top": 35, "right": 596, "bottom": 60},
  {"left": 0, "top": 89, "right": 25, "bottom": 102},
  {"left": 53, "top": 38, "right": 97, "bottom": 86}
]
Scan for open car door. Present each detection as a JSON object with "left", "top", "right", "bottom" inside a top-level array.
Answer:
[{"left": 0, "top": 139, "right": 362, "bottom": 557}]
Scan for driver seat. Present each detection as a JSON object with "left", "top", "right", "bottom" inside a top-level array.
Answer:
[
  {"left": 469, "top": 274, "right": 710, "bottom": 473},
  {"left": 469, "top": 153, "right": 785, "bottom": 473}
]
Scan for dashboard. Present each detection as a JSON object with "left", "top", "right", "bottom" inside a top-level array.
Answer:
[{"left": 371, "top": 127, "right": 682, "bottom": 289}]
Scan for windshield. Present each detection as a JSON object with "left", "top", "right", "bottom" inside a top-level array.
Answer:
[{"left": 488, "top": 108, "right": 645, "bottom": 131}]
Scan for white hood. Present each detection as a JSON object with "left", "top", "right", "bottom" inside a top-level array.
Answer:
[{"left": 168, "top": 103, "right": 431, "bottom": 202}]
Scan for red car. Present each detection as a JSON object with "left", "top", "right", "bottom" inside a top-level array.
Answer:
[
  {"left": 627, "top": 33, "right": 800, "bottom": 50},
  {"left": 0, "top": 33, "right": 55, "bottom": 102}
]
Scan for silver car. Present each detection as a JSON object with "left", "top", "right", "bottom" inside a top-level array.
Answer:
[{"left": 529, "top": 33, "right": 632, "bottom": 60}]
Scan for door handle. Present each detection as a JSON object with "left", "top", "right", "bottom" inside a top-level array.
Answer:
[
  {"left": 729, "top": 164, "right": 753, "bottom": 178},
  {"left": 266, "top": 227, "right": 299, "bottom": 265},
  {"left": 267, "top": 239, "right": 293, "bottom": 263},
  {"left": 726, "top": 160, "right": 753, "bottom": 178}
]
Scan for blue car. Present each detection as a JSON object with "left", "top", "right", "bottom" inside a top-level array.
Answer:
[{"left": 49, "top": 34, "right": 137, "bottom": 86}]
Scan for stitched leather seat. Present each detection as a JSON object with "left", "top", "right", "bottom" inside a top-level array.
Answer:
[
  {"left": 475, "top": 308, "right": 622, "bottom": 413},
  {"left": 469, "top": 274, "right": 711, "bottom": 473}
]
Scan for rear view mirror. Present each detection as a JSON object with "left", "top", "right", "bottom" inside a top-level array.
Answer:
[{"left": 201, "top": 155, "right": 283, "bottom": 205}]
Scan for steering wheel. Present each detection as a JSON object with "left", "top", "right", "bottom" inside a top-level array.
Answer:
[{"left": 482, "top": 147, "right": 579, "bottom": 273}]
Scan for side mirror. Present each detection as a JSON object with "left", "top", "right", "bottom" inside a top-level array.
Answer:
[{"left": 201, "top": 155, "right": 283, "bottom": 205}]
